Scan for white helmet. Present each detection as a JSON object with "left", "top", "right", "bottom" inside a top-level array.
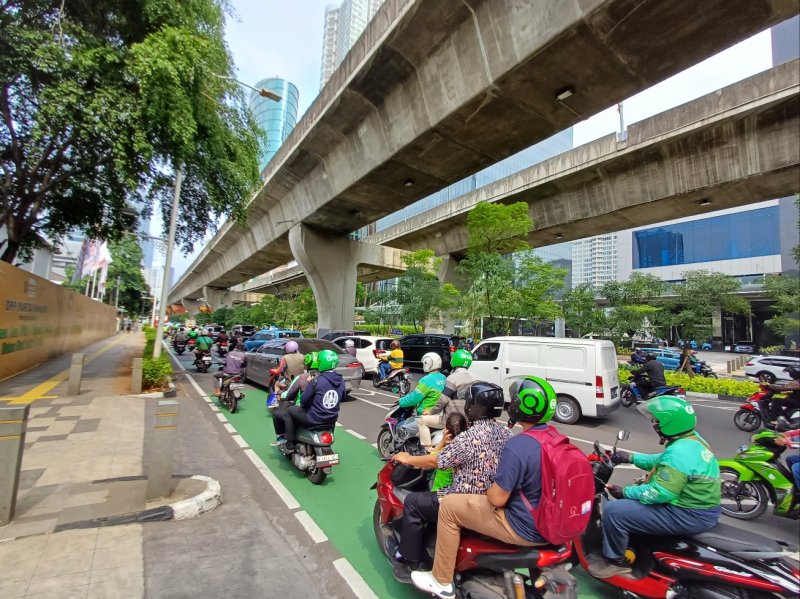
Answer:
[
  {"left": 421, "top": 352, "right": 442, "bottom": 373},
  {"left": 344, "top": 339, "right": 355, "bottom": 348}
]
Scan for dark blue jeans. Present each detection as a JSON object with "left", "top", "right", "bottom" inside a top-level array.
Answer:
[
  {"left": 787, "top": 454, "right": 800, "bottom": 490},
  {"left": 379, "top": 361, "right": 391, "bottom": 379},
  {"left": 602, "top": 499, "right": 720, "bottom": 559}
]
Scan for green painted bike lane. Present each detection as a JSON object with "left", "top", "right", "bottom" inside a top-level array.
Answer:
[{"left": 215, "top": 390, "right": 616, "bottom": 599}]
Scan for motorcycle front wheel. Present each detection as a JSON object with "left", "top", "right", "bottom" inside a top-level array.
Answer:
[
  {"left": 373, "top": 500, "right": 391, "bottom": 557},
  {"left": 719, "top": 467, "right": 769, "bottom": 520},
  {"left": 398, "top": 378, "right": 411, "bottom": 397},
  {"left": 733, "top": 409, "right": 761, "bottom": 432},
  {"left": 376, "top": 427, "right": 394, "bottom": 459}
]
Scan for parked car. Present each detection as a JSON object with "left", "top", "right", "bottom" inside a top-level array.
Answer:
[
  {"left": 744, "top": 354, "right": 800, "bottom": 384},
  {"left": 468, "top": 336, "right": 620, "bottom": 425},
  {"left": 231, "top": 324, "right": 257, "bottom": 339},
  {"left": 331, "top": 336, "right": 394, "bottom": 374},
  {"left": 733, "top": 340, "right": 755, "bottom": 353},
  {"left": 243, "top": 338, "right": 362, "bottom": 392},
  {"left": 320, "top": 329, "right": 370, "bottom": 341},
  {"left": 398, "top": 334, "right": 467, "bottom": 372},
  {"left": 243, "top": 328, "right": 303, "bottom": 352}
]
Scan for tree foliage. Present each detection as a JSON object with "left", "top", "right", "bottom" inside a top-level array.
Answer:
[
  {"left": 395, "top": 249, "right": 459, "bottom": 332},
  {"left": 600, "top": 273, "right": 666, "bottom": 347},
  {"left": 0, "top": 0, "right": 261, "bottom": 264},
  {"left": 562, "top": 283, "right": 605, "bottom": 337},
  {"left": 763, "top": 274, "right": 800, "bottom": 339}
]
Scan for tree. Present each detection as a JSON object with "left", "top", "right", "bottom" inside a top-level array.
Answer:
[
  {"left": 601, "top": 273, "right": 667, "bottom": 348},
  {"left": 763, "top": 275, "right": 799, "bottom": 341},
  {"left": 562, "top": 283, "right": 606, "bottom": 337},
  {"left": 395, "top": 250, "right": 459, "bottom": 332},
  {"left": 499, "top": 253, "right": 566, "bottom": 334},
  {"left": 1, "top": 0, "right": 261, "bottom": 264}
]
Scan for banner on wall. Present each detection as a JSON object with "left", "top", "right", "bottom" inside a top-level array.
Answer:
[{"left": 0, "top": 262, "right": 116, "bottom": 381}]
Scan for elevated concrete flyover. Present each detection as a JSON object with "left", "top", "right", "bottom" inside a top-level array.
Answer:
[
  {"left": 366, "top": 60, "right": 800, "bottom": 257},
  {"left": 168, "top": 0, "right": 797, "bottom": 332}
]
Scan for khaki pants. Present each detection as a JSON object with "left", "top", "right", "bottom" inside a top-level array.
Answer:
[
  {"left": 417, "top": 414, "right": 443, "bottom": 446},
  {"left": 432, "top": 494, "right": 542, "bottom": 584}
]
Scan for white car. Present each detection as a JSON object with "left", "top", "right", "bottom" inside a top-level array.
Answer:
[
  {"left": 332, "top": 335, "right": 395, "bottom": 375},
  {"left": 744, "top": 355, "right": 800, "bottom": 384}
]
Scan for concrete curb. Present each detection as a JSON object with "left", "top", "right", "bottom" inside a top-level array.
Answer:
[
  {"left": 686, "top": 391, "right": 718, "bottom": 400},
  {"left": 135, "top": 374, "right": 177, "bottom": 399},
  {"left": 169, "top": 475, "right": 223, "bottom": 520}
]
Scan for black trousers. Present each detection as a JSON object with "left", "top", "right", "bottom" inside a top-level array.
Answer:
[
  {"left": 398, "top": 491, "right": 440, "bottom": 565},
  {"left": 283, "top": 405, "right": 315, "bottom": 448},
  {"left": 769, "top": 394, "right": 800, "bottom": 420},
  {"left": 272, "top": 400, "right": 293, "bottom": 436}
]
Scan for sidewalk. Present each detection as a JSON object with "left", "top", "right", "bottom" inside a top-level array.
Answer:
[{"left": 0, "top": 333, "right": 355, "bottom": 599}]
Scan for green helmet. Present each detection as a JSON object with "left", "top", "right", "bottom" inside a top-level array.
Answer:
[
  {"left": 317, "top": 349, "right": 339, "bottom": 372},
  {"left": 450, "top": 348, "right": 473, "bottom": 369},
  {"left": 507, "top": 377, "right": 556, "bottom": 424},
  {"left": 304, "top": 351, "right": 319, "bottom": 371},
  {"left": 637, "top": 395, "right": 696, "bottom": 439}
]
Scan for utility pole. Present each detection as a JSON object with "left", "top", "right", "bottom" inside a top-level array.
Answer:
[{"left": 114, "top": 276, "right": 121, "bottom": 310}]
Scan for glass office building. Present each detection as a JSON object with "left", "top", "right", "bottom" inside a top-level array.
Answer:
[
  {"left": 320, "top": 0, "right": 385, "bottom": 88},
  {"left": 249, "top": 78, "right": 299, "bottom": 174}
]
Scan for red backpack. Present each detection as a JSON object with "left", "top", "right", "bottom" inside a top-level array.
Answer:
[{"left": 518, "top": 426, "right": 594, "bottom": 545}]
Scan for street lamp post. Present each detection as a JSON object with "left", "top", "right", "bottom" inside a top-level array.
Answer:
[{"left": 212, "top": 73, "right": 282, "bottom": 102}]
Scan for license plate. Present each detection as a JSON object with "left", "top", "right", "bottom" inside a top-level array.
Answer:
[
  {"left": 229, "top": 383, "right": 245, "bottom": 390},
  {"left": 202, "top": 357, "right": 212, "bottom": 362},
  {"left": 316, "top": 454, "right": 339, "bottom": 464}
]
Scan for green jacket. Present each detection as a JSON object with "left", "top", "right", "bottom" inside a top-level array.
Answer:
[
  {"left": 399, "top": 372, "right": 446, "bottom": 415},
  {"left": 624, "top": 432, "right": 720, "bottom": 509}
]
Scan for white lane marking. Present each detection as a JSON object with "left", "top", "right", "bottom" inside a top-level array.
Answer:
[
  {"left": 350, "top": 395, "right": 394, "bottom": 409},
  {"left": 346, "top": 429, "right": 366, "bottom": 440},
  {"left": 294, "top": 510, "right": 328, "bottom": 544},
  {"left": 231, "top": 434, "right": 249, "bottom": 449},
  {"left": 209, "top": 404, "right": 220, "bottom": 412},
  {"left": 215, "top": 412, "right": 228, "bottom": 422},
  {"left": 224, "top": 423, "right": 237, "bottom": 434},
  {"left": 243, "top": 448, "right": 300, "bottom": 510},
  {"left": 335, "top": 422, "right": 343, "bottom": 427},
  {"left": 333, "top": 558, "right": 379, "bottom": 599},
  {"left": 371, "top": 443, "right": 378, "bottom": 449}
]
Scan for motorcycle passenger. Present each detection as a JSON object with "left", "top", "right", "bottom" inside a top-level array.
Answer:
[
  {"left": 274, "top": 349, "right": 343, "bottom": 452},
  {"left": 187, "top": 327, "right": 199, "bottom": 340},
  {"left": 764, "top": 367, "right": 800, "bottom": 424},
  {"left": 589, "top": 395, "right": 721, "bottom": 579},
  {"left": 173, "top": 328, "right": 188, "bottom": 346},
  {"left": 213, "top": 342, "right": 246, "bottom": 397},
  {"left": 392, "top": 383, "right": 512, "bottom": 586},
  {"left": 343, "top": 339, "right": 357, "bottom": 359},
  {"left": 193, "top": 331, "right": 214, "bottom": 362},
  {"left": 419, "top": 349, "right": 475, "bottom": 447},
  {"left": 378, "top": 340, "right": 404, "bottom": 383},
  {"left": 410, "top": 377, "right": 553, "bottom": 598},
  {"left": 775, "top": 428, "right": 800, "bottom": 491},
  {"left": 630, "top": 348, "right": 646, "bottom": 365},
  {"left": 631, "top": 353, "right": 666, "bottom": 399},
  {"left": 399, "top": 351, "right": 446, "bottom": 425},
  {"left": 272, "top": 352, "right": 319, "bottom": 442},
  {"left": 270, "top": 340, "right": 305, "bottom": 394}
]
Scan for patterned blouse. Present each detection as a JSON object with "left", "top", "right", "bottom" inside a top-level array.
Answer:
[{"left": 435, "top": 419, "right": 513, "bottom": 498}]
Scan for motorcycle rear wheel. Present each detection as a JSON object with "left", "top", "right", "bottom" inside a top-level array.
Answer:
[
  {"left": 733, "top": 409, "right": 761, "bottom": 432},
  {"left": 229, "top": 392, "right": 238, "bottom": 414},
  {"left": 373, "top": 372, "right": 382, "bottom": 388},
  {"left": 399, "top": 378, "right": 411, "bottom": 397},
  {"left": 719, "top": 467, "right": 769, "bottom": 520},
  {"left": 620, "top": 387, "right": 635, "bottom": 408},
  {"left": 307, "top": 465, "right": 327, "bottom": 485}
]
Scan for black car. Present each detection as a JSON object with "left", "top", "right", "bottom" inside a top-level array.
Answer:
[
  {"left": 320, "top": 329, "right": 369, "bottom": 341},
  {"left": 398, "top": 334, "right": 468, "bottom": 372},
  {"left": 231, "top": 324, "right": 257, "bottom": 339}
]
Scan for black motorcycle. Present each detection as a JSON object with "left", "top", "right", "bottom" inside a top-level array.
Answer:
[
  {"left": 620, "top": 373, "right": 685, "bottom": 407},
  {"left": 193, "top": 350, "right": 212, "bottom": 373},
  {"left": 372, "top": 367, "right": 412, "bottom": 396},
  {"left": 173, "top": 339, "right": 187, "bottom": 355},
  {"left": 277, "top": 424, "right": 339, "bottom": 485}
]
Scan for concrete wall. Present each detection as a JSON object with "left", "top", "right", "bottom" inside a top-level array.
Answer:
[{"left": 0, "top": 262, "right": 117, "bottom": 381}]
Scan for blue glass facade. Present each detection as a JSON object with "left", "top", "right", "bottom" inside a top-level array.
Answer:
[
  {"left": 633, "top": 206, "right": 781, "bottom": 268},
  {"left": 249, "top": 78, "right": 299, "bottom": 173}
]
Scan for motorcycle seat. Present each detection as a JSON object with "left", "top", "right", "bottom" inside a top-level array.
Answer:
[
  {"left": 305, "top": 424, "right": 335, "bottom": 432},
  {"left": 687, "top": 522, "right": 782, "bottom": 553}
]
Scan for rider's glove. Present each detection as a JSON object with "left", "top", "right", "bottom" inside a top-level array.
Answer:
[
  {"left": 606, "top": 484, "right": 625, "bottom": 499},
  {"left": 611, "top": 450, "right": 631, "bottom": 465}
]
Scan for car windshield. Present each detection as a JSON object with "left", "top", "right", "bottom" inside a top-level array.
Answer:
[{"left": 297, "top": 339, "right": 347, "bottom": 355}]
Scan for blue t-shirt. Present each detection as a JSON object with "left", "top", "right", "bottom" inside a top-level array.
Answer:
[{"left": 493, "top": 427, "right": 546, "bottom": 543}]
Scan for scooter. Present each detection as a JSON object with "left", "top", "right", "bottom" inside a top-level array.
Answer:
[
  {"left": 620, "top": 374, "right": 685, "bottom": 408},
  {"left": 375, "top": 403, "right": 444, "bottom": 460},
  {"left": 277, "top": 423, "right": 339, "bottom": 485},
  {"left": 173, "top": 339, "right": 187, "bottom": 355},
  {"left": 693, "top": 361, "right": 717, "bottom": 378},
  {"left": 216, "top": 365, "right": 245, "bottom": 414},
  {"left": 734, "top": 384, "right": 777, "bottom": 432},
  {"left": 372, "top": 366, "right": 412, "bottom": 396},
  {"left": 372, "top": 458, "right": 577, "bottom": 598},
  {"left": 719, "top": 425, "right": 799, "bottom": 521},
  {"left": 216, "top": 340, "right": 228, "bottom": 358},
  {"left": 576, "top": 430, "right": 800, "bottom": 598},
  {"left": 193, "top": 350, "right": 213, "bottom": 373}
]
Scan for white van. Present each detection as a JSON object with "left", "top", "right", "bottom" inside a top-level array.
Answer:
[{"left": 468, "top": 336, "right": 620, "bottom": 425}]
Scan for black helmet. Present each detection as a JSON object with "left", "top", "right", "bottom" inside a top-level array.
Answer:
[
  {"left": 462, "top": 381, "right": 505, "bottom": 422},
  {"left": 785, "top": 366, "right": 800, "bottom": 381}
]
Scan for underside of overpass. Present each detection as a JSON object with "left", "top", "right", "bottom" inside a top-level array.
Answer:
[{"left": 168, "top": 0, "right": 797, "bottom": 312}]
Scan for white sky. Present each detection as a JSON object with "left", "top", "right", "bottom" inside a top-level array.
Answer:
[{"left": 158, "top": 1, "right": 775, "bottom": 279}]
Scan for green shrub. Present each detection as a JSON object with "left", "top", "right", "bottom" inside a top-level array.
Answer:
[
  {"left": 617, "top": 367, "right": 758, "bottom": 397},
  {"left": 759, "top": 345, "right": 783, "bottom": 356},
  {"left": 142, "top": 356, "right": 172, "bottom": 389},
  {"left": 355, "top": 324, "right": 418, "bottom": 337}
]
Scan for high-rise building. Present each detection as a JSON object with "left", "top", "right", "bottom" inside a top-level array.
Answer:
[
  {"left": 249, "top": 78, "right": 299, "bottom": 173},
  {"left": 320, "top": 0, "right": 385, "bottom": 88},
  {"left": 571, "top": 234, "right": 618, "bottom": 288}
]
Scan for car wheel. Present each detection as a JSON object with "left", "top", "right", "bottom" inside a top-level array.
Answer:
[
  {"left": 756, "top": 371, "right": 776, "bottom": 384},
  {"left": 554, "top": 396, "right": 580, "bottom": 425}
]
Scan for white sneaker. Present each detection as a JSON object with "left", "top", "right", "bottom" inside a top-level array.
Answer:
[{"left": 410, "top": 571, "right": 454, "bottom": 598}]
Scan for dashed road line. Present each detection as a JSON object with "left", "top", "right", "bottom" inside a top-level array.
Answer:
[
  {"left": 223, "top": 423, "right": 237, "bottom": 434},
  {"left": 295, "top": 510, "right": 328, "bottom": 544},
  {"left": 231, "top": 434, "right": 249, "bottom": 449},
  {"left": 215, "top": 412, "right": 228, "bottom": 422},
  {"left": 333, "top": 558, "right": 380, "bottom": 599},
  {"left": 346, "top": 428, "right": 366, "bottom": 440},
  {"left": 242, "top": 448, "right": 300, "bottom": 510}
]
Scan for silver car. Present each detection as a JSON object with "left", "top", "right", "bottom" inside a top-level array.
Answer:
[{"left": 243, "top": 338, "right": 362, "bottom": 392}]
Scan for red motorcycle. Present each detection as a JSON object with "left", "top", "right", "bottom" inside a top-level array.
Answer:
[
  {"left": 576, "top": 431, "right": 800, "bottom": 598},
  {"left": 372, "top": 459, "right": 577, "bottom": 598},
  {"left": 732, "top": 383, "right": 794, "bottom": 432}
]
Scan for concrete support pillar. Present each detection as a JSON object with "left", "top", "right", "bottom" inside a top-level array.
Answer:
[
  {"left": 425, "top": 255, "right": 462, "bottom": 335},
  {"left": 67, "top": 353, "right": 84, "bottom": 396},
  {"left": 146, "top": 399, "right": 180, "bottom": 501},
  {"left": 711, "top": 307, "right": 723, "bottom": 350},
  {"left": 289, "top": 224, "right": 359, "bottom": 337},
  {"left": 0, "top": 405, "right": 29, "bottom": 524}
]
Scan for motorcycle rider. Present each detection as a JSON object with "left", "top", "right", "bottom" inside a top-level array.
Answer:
[
  {"left": 398, "top": 351, "right": 446, "bottom": 420},
  {"left": 343, "top": 339, "right": 357, "bottom": 359},
  {"left": 392, "top": 382, "right": 512, "bottom": 586},
  {"left": 274, "top": 349, "right": 343, "bottom": 452},
  {"left": 418, "top": 348, "right": 475, "bottom": 447},
  {"left": 173, "top": 327, "right": 188, "bottom": 347},
  {"left": 764, "top": 366, "right": 800, "bottom": 424},
  {"left": 630, "top": 353, "right": 666, "bottom": 399},
  {"left": 269, "top": 340, "right": 305, "bottom": 395},
  {"left": 588, "top": 395, "right": 721, "bottom": 579},
  {"left": 193, "top": 330, "right": 215, "bottom": 364},
  {"left": 378, "top": 340, "right": 404, "bottom": 383},
  {"left": 410, "top": 377, "right": 554, "bottom": 598},
  {"left": 213, "top": 342, "right": 246, "bottom": 397},
  {"left": 187, "top": 326, "right": 199, "bottom": 341},
  {"left": 271, "top": 352, "right": 319, "bottom": 441},
  {"left": 630, "top": 348, "right": 646, "bottom": 365}
]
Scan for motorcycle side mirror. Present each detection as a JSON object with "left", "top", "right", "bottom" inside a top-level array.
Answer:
[
  {"left": 617, "top": 430, "right": 630, "bottom": 441},
  {"left": 775, "top": 416, "right": 791, "bottom": 432}
]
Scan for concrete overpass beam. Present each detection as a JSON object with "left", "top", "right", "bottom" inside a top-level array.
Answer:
[{"left": 289, "top": 224, "right": 359, "bottom": 337}]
